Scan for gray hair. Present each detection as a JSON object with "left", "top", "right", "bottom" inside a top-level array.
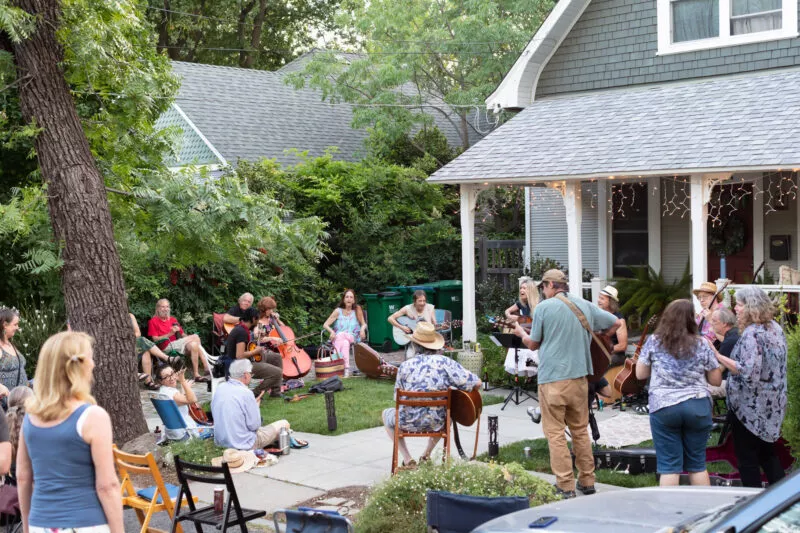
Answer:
[
  {"left": 229, "top": 359, "right": 253, "bottom": 379},
  {"left": 712, "top": 307, "right": 737, "bottom": 328},
  {"left": 239, "top": 293, "right": 254, "bottom": 304},
  {"left": 735, "top": 286, "right": 776, "bottom": 328}
]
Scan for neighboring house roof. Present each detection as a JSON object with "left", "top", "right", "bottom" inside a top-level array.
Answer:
[
  {"left": 486, "top": 0, "right": 588, "bottom": 110},
  {"left": 429, "top": 68, "right": 800, "bottom": 184},
  {"left": 163, "top": 57, "right": 489, "bottom": 169}
]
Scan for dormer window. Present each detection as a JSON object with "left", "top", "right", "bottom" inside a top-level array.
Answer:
[{"left": 658, "top": 0, "right": 798, "bottom": 54}]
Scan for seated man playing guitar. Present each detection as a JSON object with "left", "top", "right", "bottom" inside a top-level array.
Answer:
[
  {"left": 222, "top": 312, "right": 283, "bottom": 399},
  {"left": 382, "top": 323, "right": 481, "bottom": 469},
  {"left": 223, "top": 292, "right": 258, "bottom": 330}
]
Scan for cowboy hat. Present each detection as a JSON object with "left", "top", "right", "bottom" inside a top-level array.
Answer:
[
  {"left": 410, "top": 322, "right": 444, "bottom": 350},
  {"left": 692, "top": 282, "right": 722, "bottom": 302},
  {"left": 535, "top": 269, "right": 568, "bottom": 286},
  {"left": 599, "top": 285, "right": 619, "bottom": 302},
  {"left": 211, "top": 449, "right": 258, "bottom": 474}
]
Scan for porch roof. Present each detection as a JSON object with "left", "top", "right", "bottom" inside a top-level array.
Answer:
[{"left": 429, "top": 68, "right": 800, "bottom": 185}]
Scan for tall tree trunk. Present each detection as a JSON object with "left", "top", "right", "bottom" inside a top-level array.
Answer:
[
  {"left": 459, "top": 111, "right": 470, "bottom": 150},
  {"left": 242, "top": 0, "right": 268, "bottom": 69},
  {"left": 237, "top": 0, "right": 256, "bottom": 68},
  {"left": 156, "top": 0, "right": 171, "bottom": 55},
  {"left": 9, "top": 0, "right": 147, "bottom": 443}
]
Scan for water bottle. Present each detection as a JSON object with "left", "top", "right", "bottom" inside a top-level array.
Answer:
[{"left": 279, "top": 427, "right": 290, "bottom": 455}]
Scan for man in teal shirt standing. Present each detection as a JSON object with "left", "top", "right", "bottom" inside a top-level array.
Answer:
[{"left": 515, "top": 269, "right": 620, "bottom": 499}]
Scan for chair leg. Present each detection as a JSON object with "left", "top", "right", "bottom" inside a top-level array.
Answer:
[{"left": 391, "top": 423, "right": 400, "bottom": 474}]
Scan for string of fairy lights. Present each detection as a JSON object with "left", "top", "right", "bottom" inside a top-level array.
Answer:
[{"left": 479, "top": 171, "right": 800, "bottom": 226}]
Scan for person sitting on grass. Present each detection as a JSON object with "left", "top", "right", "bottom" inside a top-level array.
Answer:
[
  {"left": 382, "top": 323, "right": 481, "bottom": 469},
  {"left": 148, "top": 299, "right": 213, "bottom": 383},
  {"left": 211, "top": 359, "right": 305, "bottom": 451}
]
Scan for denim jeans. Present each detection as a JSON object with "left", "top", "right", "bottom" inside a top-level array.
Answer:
[{"left": 649, "top": 397, "right": 712, "bottom": 474}]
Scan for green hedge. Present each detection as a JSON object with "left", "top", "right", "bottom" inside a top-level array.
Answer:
[{"left": 783, "top": 325, "right": 800, "bottom": 460}]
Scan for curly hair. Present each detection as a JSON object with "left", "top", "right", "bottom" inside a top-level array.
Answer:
[
  {"left": 735, "top": 286, "right": 776, "bottom": 330},
  {"left": 6, "top": 385, "right": 33, "bottom": 459},
  {"left": 653, "top": 299, "right": 698, "bottom": 359}
]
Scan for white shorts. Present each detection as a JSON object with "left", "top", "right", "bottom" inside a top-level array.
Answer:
[
  {"left": 31, "top": 526, "right": 110, "bottom": 533},
  {"left": 504, "top": 348, "right": 539, "bottom": 377}
]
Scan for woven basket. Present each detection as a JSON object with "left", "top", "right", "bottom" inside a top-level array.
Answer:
[
  {"left": 457, "top": 350, "right": 483, "bottom": 376},
  {"left": 315, "top": 357, "right": 345, "bottom": 379}
]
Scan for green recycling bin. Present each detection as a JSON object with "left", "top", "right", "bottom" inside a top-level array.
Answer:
[
  {"left": 385, "top": 286, "right": 413, "bottom": 305},
  {"left": 363, "top": 291, "right": 404, "bottom": 352},
  {"left": 429, "top": 280, "right": 463, "bottom": 321}
]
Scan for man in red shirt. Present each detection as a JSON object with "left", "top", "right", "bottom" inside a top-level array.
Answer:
[{"left": 148, "top": 299, "right": 213, "bottom": 382}]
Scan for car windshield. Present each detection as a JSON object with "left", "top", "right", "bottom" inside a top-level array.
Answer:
[{"left": 668, "top": 496, "right": 754, "bottom": 533}]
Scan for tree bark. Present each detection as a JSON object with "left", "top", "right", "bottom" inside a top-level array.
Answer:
[
  {"left": 237, "top": 0, "right": 256, "bottom": 67},
  {"left": 242, "top": 0, "right": 268, "bottom": 69},
  {"left": 8, "top": 0, "right": 148, "bottom": 443}
]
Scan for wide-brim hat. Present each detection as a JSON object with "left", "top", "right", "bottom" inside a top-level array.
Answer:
[
  {"left": 410, "top": 322, "right": 444, "bottom": 350},
  {"left": 599, "top": 285, "right": 619, "bottom": 302},
  {"left": 211, "top": 449, "right": 258, "bottom": 473},
  {"left": 692, "top": 282, "right": 722, "bottom": 302},
  {"left": 536, "top": 269, "right": 568, "bottom": 286}
]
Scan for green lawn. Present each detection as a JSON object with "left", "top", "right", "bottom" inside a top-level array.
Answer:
[
  {"left": 478, "top": 431, "right": 733, "bottom": 489},
  {"left": 258, "top": 377, "right": 503, "bottom": 436}
]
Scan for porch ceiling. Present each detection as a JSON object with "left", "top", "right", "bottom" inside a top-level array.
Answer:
[{"left": 429, "top": 68, "right": 800, "bottom": 185}]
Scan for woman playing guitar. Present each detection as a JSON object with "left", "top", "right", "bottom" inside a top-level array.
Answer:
[
  {"left": 388, "top": 290, "right": 437, "bottom": 360},
  {"left": 502, "top": 277, "right": 539, "bottom": 377}
]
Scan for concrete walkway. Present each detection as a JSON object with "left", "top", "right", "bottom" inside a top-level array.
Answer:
[{"left": 135, "top": 378, "right": 636, "bottom": 530}]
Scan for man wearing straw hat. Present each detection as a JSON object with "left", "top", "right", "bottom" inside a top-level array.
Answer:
[
  {"left": 693, "top": 282, "right": 725, "bottom": 345},
  {"left": 381, "top": 323, "right": 481, "bottom": 469}
]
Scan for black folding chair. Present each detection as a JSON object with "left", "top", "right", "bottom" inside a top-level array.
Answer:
[
  {"left": 171, "top": 455, "right": 265, "bottom": 533},
  {"left": 426, "top": 490, "right": 529, "bottom": 533}
]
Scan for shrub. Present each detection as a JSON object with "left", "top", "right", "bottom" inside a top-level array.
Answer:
[
  {"left": 783, "top": 325, "right": 800, "bottom": 461},
  {"left": 2, "top": 298, "right": 66, "bottom": 378},
  {"left": 356, "top": 460, "right": 557, "bottom": 533}
]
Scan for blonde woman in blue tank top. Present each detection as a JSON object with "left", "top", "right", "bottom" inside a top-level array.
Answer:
[
  {"left": 323, "top": 289, "right": 367, "bottom": 375},
  {"left": 17, "top": 331, "right": 123, "bottom": 533}
]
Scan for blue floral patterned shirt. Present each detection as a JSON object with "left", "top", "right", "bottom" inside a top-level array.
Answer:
[
  {"left": 395, "top": 354, "right": 480, "bottom": 432},
  {"left": 727, "top": 321, "right": 787, "bottom": 443},
  {"left": 639, "top": 335, "right": 719, "bottom": 413}
]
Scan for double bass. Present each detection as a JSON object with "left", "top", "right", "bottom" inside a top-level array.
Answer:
[{"left": 268, "top": 316, "right": 312, "bottom": 379}]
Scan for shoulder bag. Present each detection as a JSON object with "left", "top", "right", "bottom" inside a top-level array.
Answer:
[{"left": 554, "top": 293, "right": 613, "bottom": 382}]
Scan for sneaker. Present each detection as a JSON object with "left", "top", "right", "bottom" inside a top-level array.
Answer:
[
  {"left": 527, "top": 406, "right": 542, "bottom": 424},
  {"left": 576, "top": 482, "right": 596, "bottom": 495},
  {"left": 552, "top": 484, "right": 576, "bottom": 499}
]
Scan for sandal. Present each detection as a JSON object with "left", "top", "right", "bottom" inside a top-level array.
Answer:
[
  {"left": 194, "top": 375, "right": 211, "bottom": 383},
  {"left": 289, "top": 435, "right": 309, "bottom": 449},
  {"left": 398, "top": 459, "right": 417, "bottom": 471},
  {"left": 142, "top": 377, "right": 159, "bottom": 391}
]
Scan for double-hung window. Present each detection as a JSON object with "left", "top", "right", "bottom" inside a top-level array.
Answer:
[{"left": 657, "top": 0, "right": 798, "bottom": 54}]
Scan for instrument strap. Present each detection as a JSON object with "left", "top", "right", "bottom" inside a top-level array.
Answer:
[{"left": 554, "top": 294, "right": 612, "bottom": 364}]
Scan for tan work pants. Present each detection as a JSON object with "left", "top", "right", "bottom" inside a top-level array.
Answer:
[{"left": 539, "top": 377, "right": 595, "bottom": 491}]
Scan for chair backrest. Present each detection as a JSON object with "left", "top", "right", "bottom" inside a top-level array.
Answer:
[
  {"left": 426, "top": 490, "right": 529, "bottom": 533},
  {"left": 173, "top": 455, "right": 245, "bottom": 518},
  {"left": 150, "top": 396, "right": 187, "bottom": 431},
  {"left": 434, "top": 309, "right": 453, "bottom": 329},
  {"left": 395, "top": 389, "right": 451, "bottom": 427},
  {"left": 274, "top": 509, "right": 353, "bottom": 533},
  {"left": 113, "top": 446, "right": 170, "bottom": 504}
]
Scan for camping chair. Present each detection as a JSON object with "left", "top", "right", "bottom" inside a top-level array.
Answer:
[
  {"left": 171, "top": 455, "right": 266, "bottom": 533},
  {"left": 426, "top": 490, "right": 529, "bottom": 533},
  {"left": 150, "top": 395, "right": 213, "bottom": 444},
  {"left": 211, "top": 312, "right": 228, "bottom": 358},
  {"left": 317, "top": 309, "right": 369, "bottom": 365},
  {"left": 434, "top": 309, "right": 453, "bottom": 347},
  {"left": 273, "top": 508, "right": 353, "bottom": 533},
  {"left": 391, "top": 389, "right": 452, "bottom": 474},
  {"left": 113, "top": 446, "right": 197, "bottom": 533}
]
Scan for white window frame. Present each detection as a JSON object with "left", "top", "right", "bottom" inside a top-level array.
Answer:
[{"left": 657, "top": 0, "right": 799, "bottom": 55}]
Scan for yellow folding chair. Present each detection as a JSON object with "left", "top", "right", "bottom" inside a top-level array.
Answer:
[{"left": 113, "top": 446, "right": 197, "bottom": 533}]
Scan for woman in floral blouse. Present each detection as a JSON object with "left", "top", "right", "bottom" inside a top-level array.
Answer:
[{"left": 714, "top": 286, "right": 787, "bottom": 488}]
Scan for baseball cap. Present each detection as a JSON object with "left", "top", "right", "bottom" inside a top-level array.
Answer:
[{"left": 536, "top": 269, "right": 568, "bottom": 286}]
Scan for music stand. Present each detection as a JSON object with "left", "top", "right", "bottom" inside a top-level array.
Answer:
[{"left": 490, "top": 333, "right": 537, "bottom": 410}]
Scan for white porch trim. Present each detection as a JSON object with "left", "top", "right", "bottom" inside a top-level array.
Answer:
[
  {"left": 460, "top": 184, "right": 483, "bottom": 342},
  {"left": 597, "top": 181, "right": 610, "bottom": 280},
  {"left": 690, "top": 173, "right": 732, "bottom": 310},
  {"left": 561, "top": 182, "right": 583, "bottom": 297},
  {"left": 754, "top": 176, "right": 764, "bottom": 274},
  {"left": 648, "top": 177, "right": 662, "bottom": 272},
  {"left": 172, "top": 103, "right": 228, "bottom": 167}
]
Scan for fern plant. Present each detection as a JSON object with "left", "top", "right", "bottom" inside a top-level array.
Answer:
[{"left": 614, "top": 261, "right": 692, "bottom": 322}]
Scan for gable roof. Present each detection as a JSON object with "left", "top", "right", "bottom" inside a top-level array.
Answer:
[
  {"left": 169, "top": 61, "right": 369, "bottom": 166},
  {"left": 430, "top": 68, "right": 800, "bottom": 184},
  {"left": 486, "top": 0, "right": 589, "bottom": 110}
]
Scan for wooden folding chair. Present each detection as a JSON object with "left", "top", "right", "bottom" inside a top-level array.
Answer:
[
  {"left": 113, "top": 446, "right": 197, "bottom": 533},
  {"left": 391, "top": 389, "right": 452, "bottom": 474}
]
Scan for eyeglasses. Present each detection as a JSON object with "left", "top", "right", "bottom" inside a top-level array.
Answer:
[{"left": 160, "top": 372, "right": 176, "bottom": 380}]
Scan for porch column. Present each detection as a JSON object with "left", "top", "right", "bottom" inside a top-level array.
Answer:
[
  {"left": 460, "top": 184, "right": 481, "bottom": 342},
  {"left": 690, "top": 175, "right": 709, "bottom": 312},
  {"left": 648, "top": 177, "right": 662, "bottom": 272},
  {"left": 524, "top": 186, "right": 531, "bottom": 273},
  {"left": 597, "top": 181, "right": 609, "bottom": 281},
  {"left": 562, "top": 181, "right": 583, "bottom": 297},
  {"left": 753, "top": 176, "right": 764, "bottom": 276}
]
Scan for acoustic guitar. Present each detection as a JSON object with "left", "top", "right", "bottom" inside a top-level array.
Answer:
[
  {"left": 450, "top": 387, "right": 483, "bottom": 460},
  {"left": 247, "top": 341, "right": 264, "bottom": 363},
  {"left": 613, "top": 314, "right": 659, "bottom": 395},
  {"left": 392, "top": 316, "right": 462, "bottom": 346}
]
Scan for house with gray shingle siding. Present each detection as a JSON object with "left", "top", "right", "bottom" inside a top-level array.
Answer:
[
  {"left": 428, "top": 0, "right": 800, "bottom": 342},
  {"left": 157, "top": 56, "right": 485, "bottom": 169}
]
